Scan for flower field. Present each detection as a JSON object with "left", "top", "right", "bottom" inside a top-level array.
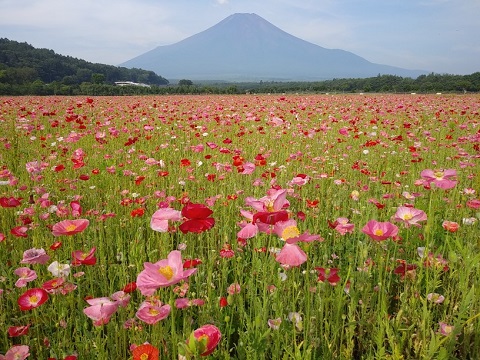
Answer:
[{"left": 0, "top": 94, "right": 479, "bottom": 359}]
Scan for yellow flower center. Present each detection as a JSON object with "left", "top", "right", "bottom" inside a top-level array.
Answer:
[
  {"left": 140, "top": 354, "right": 149, "bottom": 360},
  {"left": 158, "top": 265, "right": 174, "bottom": 280},
  {"left": 29, "top": 295, "right": 39, "bottom": 304},
  {"left": 403, "top": 213, "right": 413, "bottom": 220},
  {"left": 281, "top": 225, "right": 300, "bottom": 240},
  {"left": 148, "top": 308, "right": 159, "bottom": 316},
  {"left": 265, "top": 200, "right": 275, "bottom": 212},
  {"left": 374, "top": 229, "right": 384, "bottom": 236},
  {"left": 66, "top": 224, "right": 77, "bottom": 232},
  {"left": 434, "top": 171, "right": 444, "bottom": 179}
]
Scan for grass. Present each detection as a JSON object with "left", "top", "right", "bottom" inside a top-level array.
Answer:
[{"left": 0, "top": 94, "right": 479, "bottom": 359}]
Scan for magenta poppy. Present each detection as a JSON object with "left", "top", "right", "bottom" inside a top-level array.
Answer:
[{"left": 52, "top": 219, "right": 89, "bottom": 236}]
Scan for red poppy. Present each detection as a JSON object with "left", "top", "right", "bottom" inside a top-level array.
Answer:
[
  {"left": 135, "top": 176, "right": 145, "bottom": 185},
  {"left": 18, "top": 288, "right": 49, "bottom": 311},
  {"left": 179, "top": 203, "right": 215, "bottom": 234},
  {"left": 11, "top": 226, "right": 28, "bottom": 238},
  {"left": 183, "top": 258, "right": 202, "bottom": 269},
  {"left": 131, "top": 208, "right": 145, "bottom": 217},
  {"left": 54, "top": 164, "right": 65, "bottom": 172},
  {"left": 219, "top": 297, "right": 228, "bottom": 308},
  {"left": 315, "top": 267, "right": 341, "bottom": 286},
  {"left": 180, "top": 158, "right": 191, "bottom": 167},
  {"left": 252, "top": 210, "right": 289, "bottom": 225},
  {"left": 132, "top": 343, "right": 159, "bottom": 360},
  {"left": 122, "top": 281, "right": 137, "bottom": 293},
  {"left": 8, "top": 325, "right": 30, "bottom": 337},
  {"left": 0, "top": 196, "right": 22, "bottom": 208}
]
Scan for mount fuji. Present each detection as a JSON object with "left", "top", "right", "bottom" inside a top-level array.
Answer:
[{"left": 120, "top": 13, "right": 427, "bottom": 81}]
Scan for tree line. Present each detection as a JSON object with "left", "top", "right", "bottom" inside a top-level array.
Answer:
[{"left": 1, "top": 38, "right": 479, "bottom": 95}]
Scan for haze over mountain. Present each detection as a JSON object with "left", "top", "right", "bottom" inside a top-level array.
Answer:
[{"left": 121, "top": 13, "right": 427, "bottom": 82}]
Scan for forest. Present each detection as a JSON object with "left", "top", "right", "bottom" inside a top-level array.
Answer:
[{"left": 1, "top": 38, "right": 479, "bottom": 95}]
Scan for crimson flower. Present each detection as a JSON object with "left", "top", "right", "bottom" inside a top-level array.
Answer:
[
  {"left": 123, "top": 281, "right": 137, "bottom": 293},
  {"left": 315, "top": 267, "right": 341, "bottom": 286},
  {"left": 0, "top": 196, "right": 22, "bottom": 207},
  {"left": 18, "top": 288, "right": 49, "bottom": 311},
  {"left": 8, "top": 324, "right": 30, "bottom": 337},
  {"left": 11, "top": 226, "right": 28, "bottom": 238},
  {"left": 72, "top": 247, "right": 97, "bottom": 266},
  {"left": 179, "top": 203, "right": 215, "bottom": 234}
]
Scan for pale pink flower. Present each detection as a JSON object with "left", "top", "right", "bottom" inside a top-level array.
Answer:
[
  {"left": 83, "top": 297, "right": 119, "bottom": 326},
  {"left": 438, "top": 322, "right": 454, "bottom": 336},
  {"left": 227, "top": 283, "right": 241, "bottom": 295},
  {"left": 0, "top": 345, "right": 30, "bottom": 360},
  {"left": 135, "top": 298, "right": 171, "bottom": 324},
  {"left": 420, "top": 169, "right": 457, "bottom": 190},
  {"left": 268, "top": 318, "right": 282, "bottom": 330},
  {"left": 333, "top": 217, "right": 355, "bottom": 235},
  {"left": 111, "top": 291, "right": 131, "bottom": 307},
  {"left": 393, "top": 206, "right": 427, "bottom": 228},
  {"left": 14, "top": 267, "right": 37, "bottom": 287},
  {"left": 275, "top": 243, "right": 307, "bottom": 267},
  {"left": 20, "top": 248, "right": 50, "bottom": 265},
  {"left": 427, "top": 293, "right": 445, "bottom": 304},
  {"left": 150, "top": 207, "right": 182, "bottom": 232},
  {"left": 136, "top": 250, "right": 198, "bottom": 296}
]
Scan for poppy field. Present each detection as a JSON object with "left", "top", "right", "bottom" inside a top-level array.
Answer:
[{"left": 0, "top": 94, "right": 479, "bottom": 359}]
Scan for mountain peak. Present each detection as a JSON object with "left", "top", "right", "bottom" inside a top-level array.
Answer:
[{"left": 120, "top": 13, "right": 427, "bottom": 81}]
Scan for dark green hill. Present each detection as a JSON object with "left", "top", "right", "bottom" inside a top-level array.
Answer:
[{"left": 0, "top": 38, "right": 168, "bottom": 87}]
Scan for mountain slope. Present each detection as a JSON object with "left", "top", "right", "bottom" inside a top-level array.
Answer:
[{"left": 120, "top": 13, "right": 427, "bottom": 81}]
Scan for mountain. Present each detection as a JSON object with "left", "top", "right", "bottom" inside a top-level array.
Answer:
[
  {"left": 0, "top": 38, "right": 169, "bottom": 86},
  {"left": 120, "top": 13, "right": 427, "bottom": 81}
]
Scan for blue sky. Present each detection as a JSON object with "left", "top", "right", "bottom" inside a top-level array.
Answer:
[{"left": 1, "top": 0, "right": 478, "bottom": 75}]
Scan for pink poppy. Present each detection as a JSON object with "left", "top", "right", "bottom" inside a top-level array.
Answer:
[
  {"left": 136, "top": 250, "right": 198, "bottom": 296},
  {"left": 393, "top": 206, "right": 427, "bottom": 228},
  {"left": 330, "top": 217, "right": 355, "bottom": 235},
  {"left": 362, "top": 220, "right": 399, "bottom": 241},
  {"left": 135, "top": 299, "right": 171, "bottom": 324},
  {"left": 18, "top": 288, "right": 49, "bottom": 311},
  {"left": 420, "top": 169, "right": 457, "bottom": 190},
  {"left": 245, "top": 188, "right": 289, "bottom": 213},
  {"left": 14, "top": 267, "right": 37, "bottom": 287},
  {"left": 20, "top": 248, "right": 50, "bottom": 264},
  {"left": 0, "top": 345, "right": 30, "bottom": 360},
  {"left": 52, "top": 219, "right": 89, "bottom": 236},
  {"left": 466, "top": 199, "right": 480, "bottom": 209},
  {"left": 0, "top": 232, "right": 5, "bottom": 242},
  {"left": 275, "top": 243, "right": 307, "bottom": 267},
  {"left": 150, "top": 207, "right": 182, "bottom": 232},
  {"left": 273, "top": 219, "right": 321, "bottom": 244},
  {"left": 187, "top": 324, "right": 222, "bottom": 356},
  {"left": 83, "top": 297, "right": 119, "bottom": 326}
]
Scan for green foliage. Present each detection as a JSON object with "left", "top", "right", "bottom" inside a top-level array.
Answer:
[{"left": 0, "top": 38, "right": 169, "bottom": 91}]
